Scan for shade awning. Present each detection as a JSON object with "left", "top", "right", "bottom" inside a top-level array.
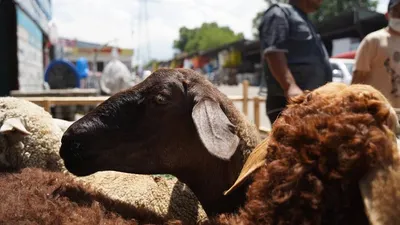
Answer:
[{"left": 316, "top": 8, "right": 387, "bottom": 40}]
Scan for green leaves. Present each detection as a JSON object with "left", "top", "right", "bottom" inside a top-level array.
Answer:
[
  {"left": 173, "top": 22, "right": 244, "bottom": 53},
  {"left": 309, "top": 0, "right": 378, "bottom": 23},
  {"left": 252, "top": 0, "right": 378, "bottom": 38}
]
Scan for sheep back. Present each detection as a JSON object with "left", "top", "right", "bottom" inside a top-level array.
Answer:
[{"left": 76, "top": 171, "right": 208, "bottom": 224}]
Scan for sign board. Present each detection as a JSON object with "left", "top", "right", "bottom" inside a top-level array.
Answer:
[
  {"left": 16, "top": 7, "right": 44, "bottom": 92},
  {"left": 63, "top": 47, "right": 134, "bottom": 59}
]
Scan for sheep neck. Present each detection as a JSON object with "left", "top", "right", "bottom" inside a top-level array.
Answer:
[{"left": 175, "top": 150, "right": 248, "bottom": 217}]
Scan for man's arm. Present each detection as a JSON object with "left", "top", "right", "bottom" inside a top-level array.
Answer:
[
  {"left": 265, "top": 52, "right": 303, "bottom": 97},
  {"left": 352, "top": 71, "right": 370, "bottom": 84},
  {"left": 260, "top": 5, "right": 303, "bottom": 98},
  {"left": 352, "top": 37, "right": 374, "bottom": 84}
]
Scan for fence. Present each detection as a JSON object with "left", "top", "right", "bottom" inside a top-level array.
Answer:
[
  {"left": 16, "top": 80, "right": 271, "bottom": 136},
  {"left": 16, "top": 80, "right": 400, "bottom": 137}
]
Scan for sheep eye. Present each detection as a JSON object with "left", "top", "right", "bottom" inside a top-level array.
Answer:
[{"left": 154, "top": 95, "right": 168, "bottom": 105}]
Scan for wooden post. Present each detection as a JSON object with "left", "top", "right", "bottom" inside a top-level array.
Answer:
[
  {"left": 43, "top": 99, "right": 52, "bottom": 113},
  {"left": 242, "top": 80, "right": 249, "bottom": 116},
  {"left": 253, "top": 96, "right": 260, "bottom": 129}
]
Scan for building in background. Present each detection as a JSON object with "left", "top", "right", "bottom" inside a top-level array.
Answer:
[
  {"left": 0, "top": 0, "right": 53, "bottom": 95},
  {"left": 59, "top": 38, "right": 134, "bottom": 72}
]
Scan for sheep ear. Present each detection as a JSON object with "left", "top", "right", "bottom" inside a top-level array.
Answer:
[
  {"left": 359, "top": 136, "right": 400, "bottom": 225},
  {"left": 192, "top": 100, "right": 239, "bottom": 160},
  {"left": 386, "top": 105, "right": 400, "bottom": 135},
  {"left": 224, "top": 137, "right": 269, "bottom": 195},
  {"left": 0, "top": 118, "right": 31, "bottom": 135},
  {"left": 359, "top": 166, "right": 400, "bottom": 225}
]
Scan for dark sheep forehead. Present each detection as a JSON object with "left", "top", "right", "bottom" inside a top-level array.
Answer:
[{"left": 153, "top": 68, "right": 208, "bottom": 82}]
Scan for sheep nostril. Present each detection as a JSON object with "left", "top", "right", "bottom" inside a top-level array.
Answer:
[
  {"left": 71, "top": 141, "right": 82, "bottom": 151},
  {"left": 69, "top": 141, "right": 84, "bottom": 159}
]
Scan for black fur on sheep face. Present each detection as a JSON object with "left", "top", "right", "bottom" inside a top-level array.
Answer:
[{"left": 60, "top": 68, "right": 250, "bottom": 216}]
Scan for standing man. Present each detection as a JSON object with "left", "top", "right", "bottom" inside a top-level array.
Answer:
[
  {"left": 259, "top": 0, "right": 332, "bottom": 124},
  {"left": 352, "top": 0, "right": 400, "bottom": 108}
]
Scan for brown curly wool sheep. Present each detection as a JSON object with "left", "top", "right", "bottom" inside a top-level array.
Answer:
[{"left": 209, "top": 83, "right": 400, "bottom": 225}]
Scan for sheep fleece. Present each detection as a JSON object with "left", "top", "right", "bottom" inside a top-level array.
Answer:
[
  {"left": 0, "top": 97, "right": 64, "bottom": 171},
  {"left": 78, "top": 171, "right": 208, "bottom": 223}
]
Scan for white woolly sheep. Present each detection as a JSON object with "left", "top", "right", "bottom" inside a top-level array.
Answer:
[{"left": 0, "top": 97, "right": 64, "bottom": 171}]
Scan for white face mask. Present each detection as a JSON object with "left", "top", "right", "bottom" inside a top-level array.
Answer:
[{"left": 389, "top": 17, "right": 400, "bottom": 32}]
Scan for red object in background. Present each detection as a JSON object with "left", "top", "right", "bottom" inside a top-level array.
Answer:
[
  {"left": 331, "top": 51, "right": 356, "bottom": 59},
  {"left": 93, "top": 47, "right": 122, "bottom": 54},
  {"left": 192, "top": 56, "right": 209, "bottom": 69}
]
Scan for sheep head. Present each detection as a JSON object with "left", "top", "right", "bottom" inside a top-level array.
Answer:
[
  {"left": 60, "top": 68, "right": 241, "bottom": 177},
  {"left": 224, "top": 82, "right": 400, "bottom": 197},
  {"left": 0, "top": 117, "right": 31, "bottom": 169}
]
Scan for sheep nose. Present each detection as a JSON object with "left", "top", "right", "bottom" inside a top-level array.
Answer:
[
  {"left": 60, "top": 138, "right": 84, "bottom": 161},
  {"left": 71, "top": 141, "right": 83, "bottom": 152}
]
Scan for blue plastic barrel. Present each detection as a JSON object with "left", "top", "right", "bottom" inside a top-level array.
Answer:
[
  {"left": 44, "top": 59, "right": 80, "bottom": 89},
  {"left": 75, "top": 57, "right": 89, "bottom": 79}
]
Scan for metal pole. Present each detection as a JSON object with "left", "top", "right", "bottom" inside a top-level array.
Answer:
[
  {"left": 93, "top": 50, "right": 98, "bottom": 73},
  {"left": 92, "top": 39, "right": 117, "bottom": 73}
]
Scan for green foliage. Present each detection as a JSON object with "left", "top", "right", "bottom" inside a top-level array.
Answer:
[
  {"left": 173, "top": 22, "right": 244, "bottom": 53},
  {"left": 309, "top": 0, "right": 378, "bottom": 23},
  {"left": 252, "top": 0, "right": 378, "bottom": 38}
]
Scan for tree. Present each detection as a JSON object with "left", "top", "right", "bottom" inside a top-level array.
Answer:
[
  {"left": 252, "top": 0, "right": 378, "bottom": 38},
  {"left": 173, "top": 22, "right": 244, "bottom": 54},
  {"left": 309, "top": 0, "right": 378, "bottom": 22}
]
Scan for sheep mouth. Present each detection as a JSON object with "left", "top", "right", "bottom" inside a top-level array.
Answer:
[
  {"left": 63, "top": 158, "right": 100, "bottom": 176},
  {"left": 61, "top": 151, "right": 103, "bottom": 176}
]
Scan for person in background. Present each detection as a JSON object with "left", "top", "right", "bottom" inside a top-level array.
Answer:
[
  {"left": 352, "top": 0, "right": 400, "bottom": 108},
  {"left": 259, "top": 0, "right": 332, "bottom": 124}
]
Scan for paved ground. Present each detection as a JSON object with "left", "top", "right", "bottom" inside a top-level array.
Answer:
[{"left": 217, "top": 84, "right": 272, "bottom": 130}]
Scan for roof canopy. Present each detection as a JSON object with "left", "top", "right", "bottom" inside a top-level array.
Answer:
[{"left": 316, "top": 8, "right": 387, "bottom": 40}]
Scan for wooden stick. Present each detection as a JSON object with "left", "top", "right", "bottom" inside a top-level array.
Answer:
[
  {"left": 253, "top": 96, "right": 260, "bottom": 129},
  {"left": 242, "top": 80, "right": 249, "bottom": 116}
]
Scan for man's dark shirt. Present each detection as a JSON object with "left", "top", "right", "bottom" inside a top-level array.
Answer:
[{"left": 259, "top": 3, "right": 332, "bottom": 96}]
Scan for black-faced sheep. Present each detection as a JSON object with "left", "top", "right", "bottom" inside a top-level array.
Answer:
[{"left": 60, "top": 68, "right": 261, "bottom": 217}]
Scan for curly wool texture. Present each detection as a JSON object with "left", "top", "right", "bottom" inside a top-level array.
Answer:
[
  {"left": 0, "top": 97, "right": 64, "bottom": 171},
  {"left": 209, "top": 84, "right": 399, "bottom": 225},
  {"left": 78, "top": 171, "right": 208, "bottom": 224}
]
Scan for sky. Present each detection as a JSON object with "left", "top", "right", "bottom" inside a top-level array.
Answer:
[{"left": 52, "top": 0, "right": 389, "bottom": 64}]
